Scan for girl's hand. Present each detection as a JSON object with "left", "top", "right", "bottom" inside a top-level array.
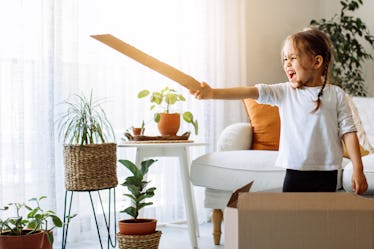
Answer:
[
  {"left": 189, "top": 82, "right": 213, "bottom": 99},
  {"left": 352, "top": 171, "right": 368, "bottom": 195}
]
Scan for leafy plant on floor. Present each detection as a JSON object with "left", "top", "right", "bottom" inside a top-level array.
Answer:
[
  {"left": 119, "top": 159, "right": 158, "bottom": 219},
  {"left": 310, "top": 0, "right": 374, "bottom": 96},
  {"left": 0, "top": 196, "right": 75, "bottom": 245}
]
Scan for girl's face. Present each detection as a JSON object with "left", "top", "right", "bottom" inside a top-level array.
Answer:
[{"left": 282, "top": 39, "right": 323, "bottom": 88}]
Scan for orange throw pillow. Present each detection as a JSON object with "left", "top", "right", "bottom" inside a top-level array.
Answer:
[{"left": 242, "top": 99, "right": 280, "bottom": 151}]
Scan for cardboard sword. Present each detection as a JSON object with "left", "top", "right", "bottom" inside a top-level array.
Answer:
[{"left": 90, "top": 34, "right": 201, "bottom": 91}]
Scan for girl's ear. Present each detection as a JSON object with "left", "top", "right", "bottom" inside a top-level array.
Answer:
[{"left": 314, "top": 55, "right": 324, "bottom": 69}]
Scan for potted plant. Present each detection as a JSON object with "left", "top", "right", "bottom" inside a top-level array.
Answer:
[
  {"left": 56, "top": 91, "right": 118, "bottom": 191},
  {"left": 132, "top": 120, "right": 145, "bottom": 136},
  {"left": 138, "top": 86, "right": 198, "bottom": 136},
  {"left": 116, "top": 159, "right": 162, "bottom": 249},
  {"left": 310, "top": 0, "right": 374, "bottom": 96},
  {"left": 0, "top": 196, "right": 74, "bottom": 249}
]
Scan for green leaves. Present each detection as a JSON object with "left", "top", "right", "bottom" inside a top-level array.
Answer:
[
  {"left": 137, "top": 90, "right": 150, "bottom": 98},
  {"left": 123, "top": 207, "right": 138, "bottom": 219},
  {"left": 183, "top": 111, "right": 199, "bottom": 135},
  {"left": 119, "top": 159, "right": 158, "bottom": 219},
  {"left": 0, "top": 196, "right": 74, "bottom": 245},
  {"left": 137, "top": 86, "right": 199, "bottom": 134},
  {"left": 51, "top": 215, "right": 63, "bottom": 228},
  {"left": 137, "top": 86, "right": 186, "bottom": 114},
  {"left": 310, "top": 0, "right": 374, "bottom": 96},
  {"left": 153, "top": 113, "right": 161, "bottom": 122},
  {"left": 56, "top": 91, "right": 115, "bottom": 145}
]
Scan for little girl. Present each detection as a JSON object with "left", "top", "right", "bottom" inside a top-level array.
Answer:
[{"left": 190, "top": 28, "right": 368, "bottom": 194}]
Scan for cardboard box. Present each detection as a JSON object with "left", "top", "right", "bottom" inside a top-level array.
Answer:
[{"left": 224, "top": 184, "right": 374, "bottom": 249}]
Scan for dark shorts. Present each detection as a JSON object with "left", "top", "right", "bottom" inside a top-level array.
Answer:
[{"left": 282, "top": 169, "right": 338, "bottom": 192}]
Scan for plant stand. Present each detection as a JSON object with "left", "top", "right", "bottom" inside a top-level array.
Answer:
[
  {"left": 61, "top": 187, "right": 117, "bottom": 249},
  {"left": 116, "top": 231, "right": 162, "bottom": 249}
]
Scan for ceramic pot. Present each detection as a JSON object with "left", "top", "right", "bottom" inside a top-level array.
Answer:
[
  {"left": 118, "top": 219, "right": 157, "bottom": 235},
  {"left": 157, "top": 113, "right": 180, "bottom": 136},
  {"left": 41, "top": 231, "right": 52, "bottom": 249},
  {"left": 0, "top": 230, "right": 44, "bottom": 249},
  {"left": 132, "top": 127, "right": 144, "bottom": 136}
]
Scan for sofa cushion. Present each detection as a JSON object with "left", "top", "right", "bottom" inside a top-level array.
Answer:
[
  {"left": 343, "top": 153, "right": 374, "bottom": 194},
  {"left": 351, "top": 97, "right": 374, "bottom": 153},
  {"left": 217, "top": 122, "right": 252, "bottom": 151},
  {"left": 242, "top": 99, "right": 280, "bottom": 150},
  {"left": 190, "top": 150, "right": 285, "bottom": 192}
]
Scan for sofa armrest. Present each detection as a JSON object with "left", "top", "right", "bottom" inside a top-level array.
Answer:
[{"left": 217, "top": 122, "right": 252, "bottom": 151}]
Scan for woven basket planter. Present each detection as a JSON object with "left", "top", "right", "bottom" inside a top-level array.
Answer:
[
  {"left": 116, "top": 231, "right": 162, "bottom": 249},
  {"left": 64, "top": 143, "right": 118, "bottom": 191}
]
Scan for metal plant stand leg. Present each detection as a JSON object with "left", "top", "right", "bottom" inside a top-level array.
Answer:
[{"left": 61, "top": 188, "right": 117, "bottom": 249}]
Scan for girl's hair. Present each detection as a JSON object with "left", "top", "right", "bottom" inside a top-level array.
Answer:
[{"left": 286, "top": 27, "right": 333, "bottom": 113}]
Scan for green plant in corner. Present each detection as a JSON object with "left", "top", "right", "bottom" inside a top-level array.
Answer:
[
  {"left": 0, "top": 196, "right": 75, "bottom": 246},
  {"left": 310, "top": 0, "right": 374, "bottom": 96},
  {"left": 138, "top": 86, "right": 199, "bottom": 135},
  {"left": 57, "top": 91, "right": 115, "bottom": 145},
  {"left": 119, "top": 159, "right": 158, "bottom": 219}
]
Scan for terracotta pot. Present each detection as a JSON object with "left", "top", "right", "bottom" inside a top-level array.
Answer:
[
  {"left": 132, "top": 127, "right": 145, "bottom": 136},
  {"left": 118, "top": 219, "right": 157, "bottom": 235},
  {"left": 41, "top": 231, "right": 52, "bottom": 249},
  {"left": 0, "top": 230, "right": 44, "bottom": 249},
  {"left": 157, "top": 113, "right": 180, "bottom": 136}
]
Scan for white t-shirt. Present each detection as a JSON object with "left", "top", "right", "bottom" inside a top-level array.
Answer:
[{"left": 256, "top": 82, "right": 356, "bottom": 171}]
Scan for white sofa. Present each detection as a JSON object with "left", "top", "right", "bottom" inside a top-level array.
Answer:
[{"left": 190, "top": 97, "right": 374, "bottom": 245}]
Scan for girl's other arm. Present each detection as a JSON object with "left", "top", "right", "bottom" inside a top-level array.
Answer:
[
  {"left": 189, "top": 82, "right": 259, "bottom": 100},
  {"left": 342, "top": 132, "right": 368, "bottom": 195}
]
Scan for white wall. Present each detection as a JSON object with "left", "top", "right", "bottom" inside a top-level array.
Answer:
[
  {"left": 245, "top": 0, "right": 374, "bottom": 96},
  {"left": 245, "top": 0, "right": 322, "bottom": 85}
]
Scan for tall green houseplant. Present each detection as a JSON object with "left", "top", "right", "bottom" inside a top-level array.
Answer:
[
  {"left": 57, "top": 91, "right": 115, "bottom": 145},
  {"left": 57, "top": 91, "right": 118, "bottom": 191},
  {"left": 310, "top": 0, "right": 374, "bottom": 96}
]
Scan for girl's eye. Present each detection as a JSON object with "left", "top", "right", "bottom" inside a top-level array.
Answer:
[{"left": 291, "top": 56, "right": 297, "bottom": 60}]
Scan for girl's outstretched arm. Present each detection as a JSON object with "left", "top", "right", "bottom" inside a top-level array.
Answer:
[
  {"left": 342, "top": 132, "right": 368, "bottom": 195},
  {"left": 189, "top": 82, "right": 259, "bottom": 100}
]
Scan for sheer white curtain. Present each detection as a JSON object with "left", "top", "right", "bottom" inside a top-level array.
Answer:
[{"left": 0, "top": 0, "right": 247, "bottom": 244}]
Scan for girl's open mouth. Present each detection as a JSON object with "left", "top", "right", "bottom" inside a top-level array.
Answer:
[{"left": 288, "top": 70, "right": 296, "bottom": 79}]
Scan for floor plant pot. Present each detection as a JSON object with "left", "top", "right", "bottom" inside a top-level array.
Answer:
[
  {"left": 116, "top": 231, "right": 162, "bottom": 249},
  {"left": 64, "top": 143, "right": 118, "bottom": 191},
  {"left": 118, "top": 218, "right": 157, "bottom": 235},
  {"left": 0, "top": 230, "right": 44, "bottom": 249},
  {"left": 41, "top": 231, "right": 52, "bottom": 249},
  {"left": 157, "top": 113, "right": 180, "bottom": 136},
  {"left": 117, "top": 219, "right": 161, "bottom": 249}
]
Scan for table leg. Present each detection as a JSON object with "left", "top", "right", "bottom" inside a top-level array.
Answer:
[{"left": 179, "top": 149, "right": 198, "bottom": 248}]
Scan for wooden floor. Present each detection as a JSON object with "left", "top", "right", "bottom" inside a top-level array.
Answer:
[{"left": 57, "top": 222, "right": 225, "bottom": 249}]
